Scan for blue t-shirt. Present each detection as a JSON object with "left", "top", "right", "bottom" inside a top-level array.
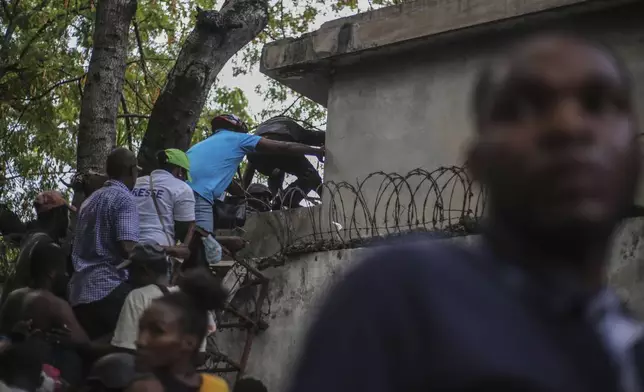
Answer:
[{"left": 187, "top": 130, "right": 261, "bottom": 203}]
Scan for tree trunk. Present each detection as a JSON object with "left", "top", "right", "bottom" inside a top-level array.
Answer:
[
  {"left": 74, "top": 0, "right": 137, "bottom": 207},
  {"left": 137, "top": 0, "right": 269, "bottom": 173}
]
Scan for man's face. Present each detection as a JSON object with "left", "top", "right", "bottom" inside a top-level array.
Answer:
[
  {"left": 473, "top": 37, "right": 639, "bottom": 234},
  {"left": 135, "top": 302, "right": 195, "bottom": 371}
]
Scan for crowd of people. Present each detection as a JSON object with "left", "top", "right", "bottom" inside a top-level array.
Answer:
[
  {"left": 1, "top": 28, "right": 641, "bottom": 392},
  {"left": 0, "top": 114, "right": 323, "bottom": 391}
]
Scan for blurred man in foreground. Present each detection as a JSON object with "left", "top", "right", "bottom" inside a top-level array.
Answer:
[{"left": 288, "top": 33, "right": 642, "bottom": 392}]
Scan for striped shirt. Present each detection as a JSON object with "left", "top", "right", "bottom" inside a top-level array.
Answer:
[{"left": 68, "top": 180, "right": 139, "bottom": 306}]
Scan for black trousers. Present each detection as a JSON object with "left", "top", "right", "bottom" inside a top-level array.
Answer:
[
  {"left": 73, "top": 282, "right": 132, "bottom": 341},
  {"left": 248, "top": 135, "right": 322, "bottom": 209}
]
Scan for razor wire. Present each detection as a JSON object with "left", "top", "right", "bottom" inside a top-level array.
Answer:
[{"left": 225, "top": 165, "right": 486, "bottom": 270}]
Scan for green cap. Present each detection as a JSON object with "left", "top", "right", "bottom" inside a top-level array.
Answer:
[{"left": 164, "top": 148, "right": 191, "bottom": 181}]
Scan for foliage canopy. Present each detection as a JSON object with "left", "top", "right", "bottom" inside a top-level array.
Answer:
[{"left": 0, "top": 0, "right": 403, "bottom": 219}]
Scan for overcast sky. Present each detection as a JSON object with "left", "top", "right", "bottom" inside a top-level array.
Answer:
[{"left": 216, "top": 0, "right": 373, "bottom": 117}]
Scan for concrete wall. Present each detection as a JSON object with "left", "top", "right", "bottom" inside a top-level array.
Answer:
[
  {"left": 323, "top": 3, "right": 644, "bottom": 204},
  {"left": 237, "top": 3, "right": 644, "bottom": 390},
  {"left": 216, "top": 218, "right": 644, "bottom": 392}
]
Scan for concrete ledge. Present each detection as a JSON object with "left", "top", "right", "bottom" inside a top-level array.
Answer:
[{"left": 260, "top": 0, "right": 640, "bottom": 106}]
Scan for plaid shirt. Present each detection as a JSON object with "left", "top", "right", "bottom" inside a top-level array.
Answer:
[{"left": 68, "top": 180, "right": 139, "bottom": 306}]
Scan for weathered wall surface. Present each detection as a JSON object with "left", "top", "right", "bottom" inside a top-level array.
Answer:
[
  {"left": 242, "top": 2, "right": 644, "bottom": 390},
  {"left": 608, "top": 219, "right": 644, "bottom": 315},
  {"left": 324, "top": 3, "right": 644, "bottom": 205},
  {"left": 216, "top": 218, "right": 644, "bottom": 392}
]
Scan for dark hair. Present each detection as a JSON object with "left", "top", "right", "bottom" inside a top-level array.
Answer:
[
  {"left": 30, "top": 242, "right": 66, "bottom": 285},
  {"left": 471, "top": 31, "right": 631, "bottom": 129},
  {"left": 234, "top": 378, "right": 268, "bottom": 392},
  {"left": 106, "top": 147, "right": 137, "bottom": 178},
  {"left": 35, "top": 204, "right": 67, "bottom": 223},
  {"left": 0, "top": 338, "right": 49, "bottom": 390},
  {"left": 156, "top": 268, "right": 227, "bottom": 342}
]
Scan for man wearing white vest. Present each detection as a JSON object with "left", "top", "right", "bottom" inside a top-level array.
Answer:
[{"left": 132, "top": 149, "right": 195, "bottom": 259}]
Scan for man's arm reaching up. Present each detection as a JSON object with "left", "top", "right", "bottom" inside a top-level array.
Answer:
[{"left": 256, "top": 138, "right": 325, "bottom": 159}]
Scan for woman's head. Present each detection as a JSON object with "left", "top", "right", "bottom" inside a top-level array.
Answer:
[{"left": 135, "top": 268, "right": 227, "bottom": 371}]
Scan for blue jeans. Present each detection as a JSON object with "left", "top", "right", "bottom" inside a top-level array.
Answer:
[{"left": 194, "top": 192, "right": 214, "bottom": 233}]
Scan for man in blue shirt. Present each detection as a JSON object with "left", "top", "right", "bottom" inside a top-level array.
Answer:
[
  {"left": 69, "top": 147, "right": 140, "bottom": 340},
  {"left": 187, "top": 114, "right": 325, "bottom": 233},
  {"left": 288, "top": 33, "right": 642, "bottom": 392}
]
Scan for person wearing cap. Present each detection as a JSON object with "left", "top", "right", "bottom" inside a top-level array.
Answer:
[
  {"left": 69, "top": 147, "right": 141, "bottom": 341},
  {"left": 131, "top": 149, "right": 195, "bottom": 260},
  {"left": 0, "top": 191, "right": 75, "bottom": 306},
  {"left": 187, "top": 114, "right": 325, "bottom": 233},
  {"left": 111, "top": 244, "right": 214, "bottom": 357},
  {"left": 80, "top": 353, "right": 139, "bottom": 392}
]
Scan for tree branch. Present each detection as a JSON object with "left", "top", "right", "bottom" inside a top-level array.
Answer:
[
  {"left": 126, "top": 56, "right": 174, "bottom": 67},
  {"left": 250, "top": 95, "right": 303, "bottom": 131},
  {"left": 1, "top": 0, "right": 10, "bottom": 21},
  {"left": 278, "top": 95, "right": 302, "bottom": 117},
  {"left": 1, "top": 4, "right": 88, "bottom": 81},
  {"left": 11, "top": 0, "right": 22, "bottom": 15},
  {"left": 119, "top": 93, "right": 134, "bottom": 150},
  {"left": 77, "top": 77, "right": 83, "bottom": 99},
  {"left": 137, "top": 0, "right": 269, "bottom": 174},
  {"left": 17, "top": 5, "right": 87, "bottom": 61},
  {"left": 123, "top": 78, "right": 153, "bottom": 110},
  {"left": 1, "top": 169, "right": 75, "bottom": 182},
  {"left": 117, "top": 113, "right": 149, "bottom": 119},
  {"left": 23, "top": 75, "right": 83, "bottom": 102},
  {"left": 132, "top": 20, "right": 150, "bottom": 87},
  {"left": 18, "top": 19, "right": 55, "bottom": 60},
  {"left": 278, "top": 0, "right": 286, "bottom": 38},
  {"left": 134, "top": 21, "right": 163, "bottom": 90}
]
